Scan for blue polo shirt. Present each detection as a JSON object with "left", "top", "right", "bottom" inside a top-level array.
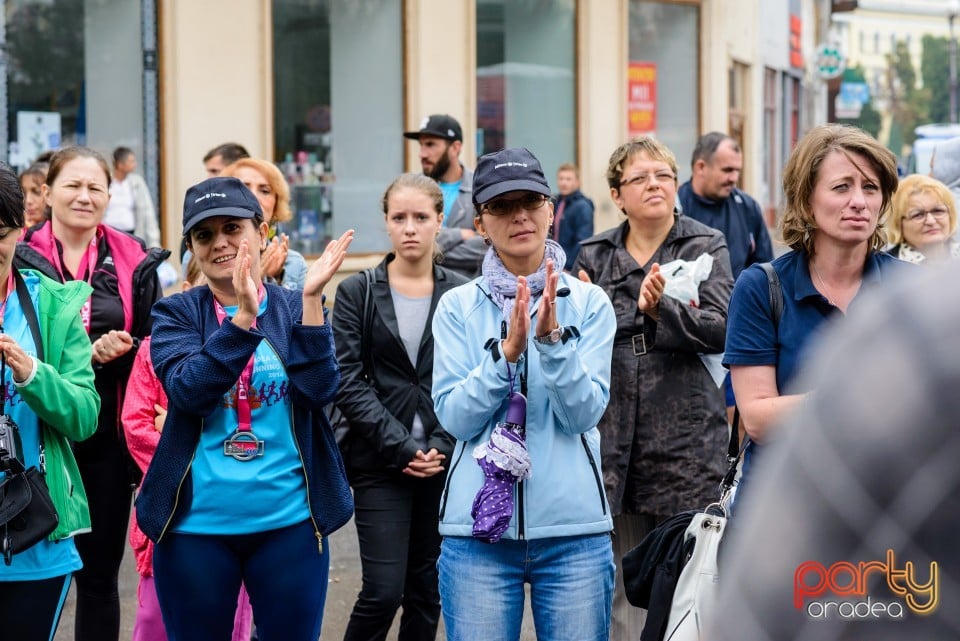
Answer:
[{"left": 724, "top": 249, "right": 911, "bottom": 491}]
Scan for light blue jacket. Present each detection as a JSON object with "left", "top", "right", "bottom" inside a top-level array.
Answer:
[{"left": 432, "top": 273, "right": 616, "bottom": 540}]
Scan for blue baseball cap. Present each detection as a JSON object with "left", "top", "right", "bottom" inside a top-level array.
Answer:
[
  {"left": 472, "top": 147, "right": 552, "bottom": 205},
  {"left": 182, "top": 176, "right": 262, "bottom": 236}
]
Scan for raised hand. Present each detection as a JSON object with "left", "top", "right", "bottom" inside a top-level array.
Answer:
[
  {"left": 232, "top": 239, "right": 260, "bottom": 328},
  {"left": 0, "top": 334, "right": 35, "bottom": 382},
  {"left": 637, "top": 262, "right": 665, "bottom": 320},
  {"left": 501, "top": 277, "right": 530, "bottom": 363},
  {"left": 261, "top": 234, "right": 289, "bottom": 280},
  {"left": 534, "top": 259, "right": 561, "bottom": 339},
  {"left": 303, "top": 230, "right": 354, "bottom": 298}
]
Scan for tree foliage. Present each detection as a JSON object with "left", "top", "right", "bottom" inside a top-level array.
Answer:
[
  {"left": 887, "top": 40, "right": 931, "bottom": 147},
  {"left": 921, "top": 35, "right": 951, "bottom": 125}
]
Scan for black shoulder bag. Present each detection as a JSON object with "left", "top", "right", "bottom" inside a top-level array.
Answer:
[
  {"left": 0, "top": 270, "right": 59, "bottom": 565},
  {"left": 327, "top": 267, "right": 375, "bottom": 457}
]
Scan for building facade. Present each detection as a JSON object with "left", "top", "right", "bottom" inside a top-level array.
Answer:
[{"left": 0, "top": 0, "right": 835, "bottom": 262}]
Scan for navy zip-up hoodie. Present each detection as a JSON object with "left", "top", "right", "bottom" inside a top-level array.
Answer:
[{"left": 135, "top": 284, "right": 353, "bottom": 543}]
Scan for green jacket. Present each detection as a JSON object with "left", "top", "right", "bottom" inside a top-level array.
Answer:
[{"left": 14, "top": 270, "right": 100, "bottom": 539}]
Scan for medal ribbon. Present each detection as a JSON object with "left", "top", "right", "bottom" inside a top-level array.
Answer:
[{"left": 213, "top": 287, "right": 265, "bottom": 433}]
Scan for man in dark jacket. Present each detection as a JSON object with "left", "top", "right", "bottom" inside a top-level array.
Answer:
[
  {"left": 552, "top": 163, "right": 594, "bottom": 270},
  {"left": 678, "top": 132, "right": 773, "bottom": 279}
]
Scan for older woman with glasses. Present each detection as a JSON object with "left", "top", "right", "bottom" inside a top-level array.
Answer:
[
  {"left": 573, "top": 136, "right": 733, "bottom": 641},
  {"left": 432, "top": 147, "right": 616, "bottom": 641},
  {"left": 887, "top": 174, "right": 960, "bottom": 264}
]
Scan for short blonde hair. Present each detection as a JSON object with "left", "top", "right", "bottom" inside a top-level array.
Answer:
[
  {"left": 221, "top": 157, "right": 292, "bottom": 224},
  {"left": 780, "top": 124, "right": 898, "bottom": 254},
  {"left": 606, "top": 137, "right": 678, "bottom": 191},
  {"left": 888, "top": 174, "right": 958, "bottom": 245}
]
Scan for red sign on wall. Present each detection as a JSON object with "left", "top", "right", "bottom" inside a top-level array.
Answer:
[
  {"left": 628, "top": 62, "right": 657, "bottom": 137},
  {"left": 790, "top": 14, "right": 803, "bottom": 69}
]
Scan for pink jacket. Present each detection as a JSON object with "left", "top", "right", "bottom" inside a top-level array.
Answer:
[{"left": 122, "top": 336, "right": 167, "bottom": 576}]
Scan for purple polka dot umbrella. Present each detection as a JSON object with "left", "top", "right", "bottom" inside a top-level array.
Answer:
[{"left": 470, "top": 391, "right": 531, "bottom": 543}]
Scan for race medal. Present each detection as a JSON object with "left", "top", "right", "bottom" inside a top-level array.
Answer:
[
  {"left": 213, "top": 287, "right": 267, "bottom": 462},
  {"left": 223, "top": 430, "right": 265, "bottom": 461}
]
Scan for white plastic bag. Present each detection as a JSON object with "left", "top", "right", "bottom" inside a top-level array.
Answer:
[
  {"left": 659, "top": 254, "right": 714, "bottom": 308},
  {"left": 659, "top": 254, "right": 725, "bottom": 388}
]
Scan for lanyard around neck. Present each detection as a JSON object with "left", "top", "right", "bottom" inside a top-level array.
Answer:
[
  {"left": 51, "top": 230, "right": 100, "bottom": 333},
  {"left": 212, "top": 288, "right": 265, "bottom": 433}
]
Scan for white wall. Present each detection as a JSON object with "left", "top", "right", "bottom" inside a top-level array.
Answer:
[{"left": 160, "top": 0, "right": 272, "bottom": 252}]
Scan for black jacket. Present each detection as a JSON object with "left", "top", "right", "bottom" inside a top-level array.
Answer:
[{"left": 331, "top": 256, "right": 468, "bottom": 474}]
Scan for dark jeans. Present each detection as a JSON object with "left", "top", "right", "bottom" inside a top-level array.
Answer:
[
  {"left": 0, "top": 574, "right": 72, "bottom": 641},
  {"left": 73, "top": 429, "right": 134, "bottom": 641},
  {"left": 343, "top": 472, "right": 444, "bottom": 641},
  {"left": 154, "top": 518, "right": 329, "bottom": 641}
]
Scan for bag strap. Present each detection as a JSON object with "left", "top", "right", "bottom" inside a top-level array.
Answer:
[
  {"left": 724, "top": 263, "right": 783, "bottom": 493},
  {"left": 13, "top": 269, "right": 46, "bottom": 472},
  {"left": 358, "top": 268, "right": 374, "bottom": 378},
  {"left": 759, "top": 262, "right": 783, "bottom": 333}
]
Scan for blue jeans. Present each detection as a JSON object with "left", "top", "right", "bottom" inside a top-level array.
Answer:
[
  {"left": 438, "top": 534, "right": 614, "bottom": 641},
  {"left": 154, "top": 519, "right": 329, "bottom": 641}
]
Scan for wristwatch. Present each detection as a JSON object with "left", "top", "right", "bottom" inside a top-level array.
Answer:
[{"left": 534, "top": 326, "right": 564, "bottom": 345}]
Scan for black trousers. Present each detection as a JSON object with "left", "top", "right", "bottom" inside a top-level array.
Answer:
[
  {"left": 343, "top": 472, "right": 444, "bottom": 641},
  {"left": 72, "top": 429, "right": 134, "bottom": 641},
  {"left": 0, "top": 574, "right": 72, "bottom": 641}
]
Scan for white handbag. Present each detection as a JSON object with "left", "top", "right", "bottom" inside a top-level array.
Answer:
[{"left": 661, "top": 510, "right": 725, "bottom": 641}]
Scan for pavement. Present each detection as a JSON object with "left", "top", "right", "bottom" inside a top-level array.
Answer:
[{"left": 53, "top": 515, "right": 538, "bottom": 640}]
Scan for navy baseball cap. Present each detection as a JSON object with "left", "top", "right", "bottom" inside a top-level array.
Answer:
[
  {"left": 472, "top": 147, "right": 552, "bottom": 205},
  {"left": 403, "top": 114, "right": 463, "bottom": 142},
  {"left": 182, "top": 176, "right": 262, "bottom": 236}
]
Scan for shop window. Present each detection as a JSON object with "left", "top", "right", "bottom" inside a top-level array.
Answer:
[
  {"left": 1, "top": 0, "right": 158, "bottom": 197},
  {"left": 273, "top": 0, "right": 403, "bottom": 255},
  {"left": 628, "top": 0, "right": 699, "bottom": 183},
  {"left": 476, "top": 0, "right": 576, "bottom": 179}
]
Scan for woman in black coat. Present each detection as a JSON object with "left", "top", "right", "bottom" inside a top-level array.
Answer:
[{"left": 332, "top": 173, "right": 467, "bottom": 641}]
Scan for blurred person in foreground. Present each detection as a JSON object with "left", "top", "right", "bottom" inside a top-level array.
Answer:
[
  {"left": 724, "top": 124, "right": 909, "bottom": 507},
  {"left": 886, "top": 173, "right": 960, "bottom": 264},
  {"left": 713, "top": 258, "right": 959, "bottom": 640}
]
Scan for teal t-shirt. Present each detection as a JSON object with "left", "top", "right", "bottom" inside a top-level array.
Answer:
[
  {"left": 440, "top": 180, "right": 461, "bottom": 220},
  {"left": 0, "top": 272, "right": 82, "bottom": 581},
  {"left": 176, "top": 293, "right": 310, "bottom": 534}
]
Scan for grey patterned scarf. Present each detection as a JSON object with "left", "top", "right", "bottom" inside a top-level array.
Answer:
[{"left": 481, "top": 239, "right": 567, "bottom": 322}]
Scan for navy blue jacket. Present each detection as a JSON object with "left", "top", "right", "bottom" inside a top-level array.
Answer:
[
  {"left": 552, "top": 190, "right": 595, "bottom": 270},
  {"left": 135, "top": 284, "right": 353, "bottom": 543},
  {"left": 678, "top": 182, "right": 773, "bottom": 279}
]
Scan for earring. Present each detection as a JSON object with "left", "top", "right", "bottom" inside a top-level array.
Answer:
[{"left": 482, "top": 236, "right": 491, "bottom": 246}]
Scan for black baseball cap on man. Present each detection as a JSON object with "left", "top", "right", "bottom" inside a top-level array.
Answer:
[
  {"left": 182, "top": 176, "right": 263, "bottom": 236},
  {"left": 403, "top": 114, "right": 463, "bottom": 142},
  {"left": 472, "top": 147, "right": 552, "bottom": 205}
]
